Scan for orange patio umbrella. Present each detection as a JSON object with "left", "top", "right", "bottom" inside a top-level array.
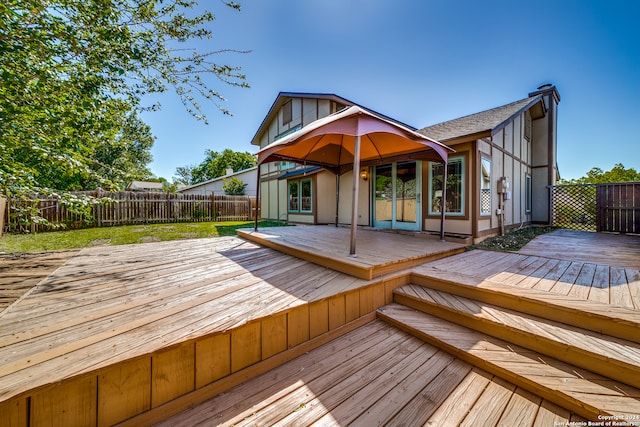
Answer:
[{"left": 255, "top": 105, "right": 454, "bottom": 256}]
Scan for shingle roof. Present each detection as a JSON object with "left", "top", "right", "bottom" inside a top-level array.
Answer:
[{"left": 418, "top": 95, "right": 542, "bottom": 142}]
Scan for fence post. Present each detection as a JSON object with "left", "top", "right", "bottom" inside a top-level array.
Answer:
[
  {"left": 548, "top": 185, "right": 554, "bottom": 227},
  {"left": 0, "top": 195, "right": 6, "bottom": 237}
]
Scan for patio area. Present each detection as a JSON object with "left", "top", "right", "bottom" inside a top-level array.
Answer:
[
  {"left": 237, "top": 225, "right": 466, "bottom": 279},
  {"left": 0, "top": 227, "right": 638, "bottom": 425}
]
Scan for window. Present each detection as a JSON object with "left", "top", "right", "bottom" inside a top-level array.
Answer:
[
  {"left": 275, "top": 124, "right": 302, "bottom": 141},
  {"left": 480, "top": 157, "right": 491, "bottom": 215},
  {"left": 288, "top": 178, "right": 312, "bottom": 213},
  {"left": 428, "top": 156, "right": 465, "bottom": 216},
  {"left": 282, "top": 100, "right": 292, "bottom": 125},
  {"left": 280, "top": 161, "right": 296, "bottom": 171},
  {"left": 525, "top": 174, "right": 532, "bottom": 213}
]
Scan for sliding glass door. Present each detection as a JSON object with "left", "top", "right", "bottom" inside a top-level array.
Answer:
[{"left": 373, "top": 161, "right": 421, "bottom": 231}]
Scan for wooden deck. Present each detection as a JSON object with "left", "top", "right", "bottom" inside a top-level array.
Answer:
[
  {"left": 517, "top": 228, "right": 640, "bottom": 269},
  {"left": 158, "top": 320, "right": 584, "bottom": 427},
  {"left": 237, "top": 225, "right": 466, "bottom": 279},
  {"left": 0, "top": 235, "right": 411, "bottom": 426},
  {"left": 0, "top": 250, "right": 78, "bottom": 311},
  {"left": 0, "top": 228, "right": 638, "bottom": 425}
]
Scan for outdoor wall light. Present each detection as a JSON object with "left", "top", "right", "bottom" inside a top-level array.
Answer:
[{"left": 360, "top": 168, "right": 369, "bottom": 181}]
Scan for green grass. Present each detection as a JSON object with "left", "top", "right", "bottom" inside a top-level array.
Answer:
[
  {"left": 0, "top": 220, "right": 289, "bottom": 254},
  {"left": 469, "top": 226, "right": 555, "bottom": 252}
]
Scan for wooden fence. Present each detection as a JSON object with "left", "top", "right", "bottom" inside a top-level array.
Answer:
[
  {"left": 4, "top": 191, "right": 256, "bottom": 232},
  {"left": 596, "top": 182, "right": 640, "bottom": 234},
  {"left": 550, "top": 182, "right": 640, "bottom": 234}
]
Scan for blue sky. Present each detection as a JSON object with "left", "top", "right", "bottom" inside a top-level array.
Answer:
[{"left": 141, "top": 0, "right": 640, "bottom": 181}]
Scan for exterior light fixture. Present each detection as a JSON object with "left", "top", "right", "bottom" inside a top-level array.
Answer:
[{"left": 360, "top": 168, "right": 369, "bottom": 181}]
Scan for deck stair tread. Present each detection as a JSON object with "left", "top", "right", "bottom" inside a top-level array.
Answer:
[
  {"left": 394, "top": 284, "right": 640, "bottom": 389},
  {"left": 410, "top": 268, "right": 640, "bottom": 344},
  {"left": 377, "top": 303, "right": 640, "bottom": 420}
]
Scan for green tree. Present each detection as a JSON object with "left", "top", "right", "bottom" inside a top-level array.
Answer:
[
  {"left": 222, "top": 177, "right": 247, "bottom": 195},
  {"left": 560, "top": 163, "right": 640, "bottom": 184},
  {"left": 1, "top": 0, "right": 248, "bottom": 227},
  {"left": 187, "top": 149, "right": 256, "bottom": 184},
  {"left": 174, "top": 165, "right": 196, "bottom": 186}
]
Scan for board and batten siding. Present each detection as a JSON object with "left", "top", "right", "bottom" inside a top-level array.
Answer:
[
  {"left": 258, "top": 97, "right": 345, "bottom": 222},
  {"left": 476, "top": 110, "right": 534, "bottom": 236}
]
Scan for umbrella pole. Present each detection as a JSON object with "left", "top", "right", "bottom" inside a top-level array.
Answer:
[
  {"left": 439, "top": 161, "right": 447, "bottom": 241},
  {"left": 254, "top": 164, "right": 261, "bottom": 231},
  {"left": 335, "top": 174, "right": 340, "bottom": 227},
  {"left": 349, "top": 135, "right": 361, "bottom": 256}
]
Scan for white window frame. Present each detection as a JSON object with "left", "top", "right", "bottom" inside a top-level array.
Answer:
[
  {"left": 288, "top": 177, "right": 313, "bottom": 213},
  {"left": 480, "top": 156, "right": 492, "bottom": 216}
]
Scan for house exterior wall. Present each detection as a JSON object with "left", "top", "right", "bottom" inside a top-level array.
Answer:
[
  {"left": 256, "top": 96, "right": 348, "bottom": 222},
  {"left": 424, "top": 142, "right": 473, "bottom": 236},
  {"left": 336, "top": 171, "right": 369, "bottom": 226},
  {"left": 179, "top": 169, "right": 257, "bottom": 197},
  {"left": 530, "top": 86, "right": 560, "bottom": 223},
  {"left": 464, "top": 110, "right": 537, "bottom": 241},
  {"left": 253, "top": 88, "right": 558, "bottom": 238},
  {"left": 317, "top": 171, "right": 337, "bottom": 224}
]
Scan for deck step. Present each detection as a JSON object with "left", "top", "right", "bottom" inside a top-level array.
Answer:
[
  {"left": 410, "top": 269, "right": 640, "bottom": 344},
  {"left": 377, "top": 303, "right": 640, "bottom": 421},
  {"left": 394, "top": 284, "right": 640, "bottom": 390}
]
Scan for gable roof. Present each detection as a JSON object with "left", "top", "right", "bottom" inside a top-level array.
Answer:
[
  {"left": 250, "top": 92, "right": 416, "bottom": 146},
  {"left": 417, "top": 95, "right": 545, "bottom": 142},
  {"left": 176, "top": 167, "right": 257, "bottom": 193},
  {"left": 128, "top": 180, "right": 164, "bottom": 191}
]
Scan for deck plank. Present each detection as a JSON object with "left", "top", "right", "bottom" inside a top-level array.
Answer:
[
  {"left": 588, "top": 265, "right": 610, "bottom": 304},
  {"left": 459, "top": 376, "right": 516, "bottom": 426},
  {"left": 518, "top": 229, "right": 640, "bottom": 269},
  {"left": 568, "top": 262, "right": 596, "bottom": 300},
  {"left": 627, "top": 268, "right": 640, "bottom": 310},
  {"left": 532, "top": 400, "right": 571, "bottom": 427},
  {"left": 384, "top": 358, "right": 472, "bottom": 427},
  {"left": 497, "top": 387, "right": 543, "bottom": 426},
  {"left": 423, "top": 368, "right": 492, "bottom": 426},
  {"left": 610, "top": 267, "right": 634, "bottom": 309}
]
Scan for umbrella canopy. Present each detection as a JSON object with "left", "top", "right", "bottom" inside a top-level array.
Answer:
[
  {"left": 258, "top": 106, "right": 453, "bottom": 174},
  {"left": 255, "top": 105, "right": 455, "bottom": 255}
]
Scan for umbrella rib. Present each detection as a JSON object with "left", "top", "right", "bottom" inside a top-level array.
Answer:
[
  {"left": 303, "top": 135, "right": 328, "bottom": 162},
  {"left": 367, "top": 134, "right": 384, "bottom": 159}
]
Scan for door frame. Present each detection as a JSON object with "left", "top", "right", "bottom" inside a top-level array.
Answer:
[{"left": 372, "top": 161, "right": 422, "bottom": 231}]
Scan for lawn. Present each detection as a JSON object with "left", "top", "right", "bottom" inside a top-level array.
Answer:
[{"left": 0, "top": 220, "right": 289, "bottom": 253}]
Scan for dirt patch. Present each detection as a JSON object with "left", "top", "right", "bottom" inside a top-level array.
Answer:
[
  {"left": 0, "top": 250, "right": 79, "bottom": 313},
  {"left": 142, "top": 236, "right": 162, "bottom": 243},
  {"left": 90, "top": 239, "right": 111, "bottom": 246}
]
